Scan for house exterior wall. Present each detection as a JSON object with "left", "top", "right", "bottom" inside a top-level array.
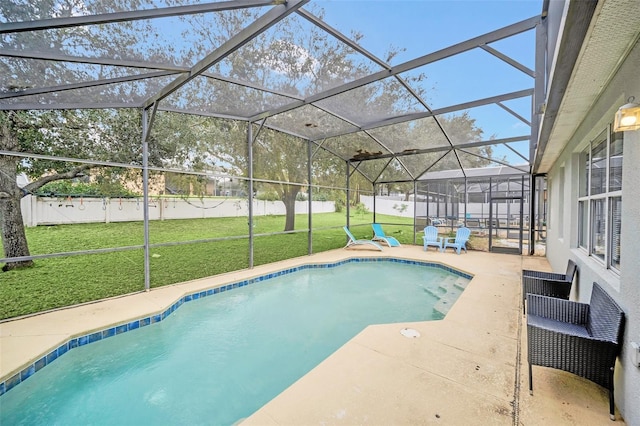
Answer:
[{"left": 544, "top": 41, "right": 640, "bottom": 423}]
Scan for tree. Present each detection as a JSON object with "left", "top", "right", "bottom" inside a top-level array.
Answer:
[
  {"left": 178, "top": 6, "right": 424, "bottom": 231},
  {"left": 0, "top": 112, "right": 37, "bottom": 270},
  {"left": 0, "top": 109, "right": 144, "bottom": 270},
  {"left": 1, "top": 1, "right": 504, "bottom": 268},
  {"left": 0, "top": 0, "right": 199, "bottom": 270}
]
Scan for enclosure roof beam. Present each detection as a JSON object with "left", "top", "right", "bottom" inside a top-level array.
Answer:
[
  {"left": 310, "top": 139, "right": 354, "bottom": 165},
  {"left": 250, "top": 15, "right": 540, "bottom": 122},
  {"left": 313, "top": 89, "right": 533, "bottom": 142},
  {"left": 0, "top": 49, "right": 303, "bottom": 102},
  {"left": 414, "top": 149, "right": 452, "bottom": 179},
  {"left": 479, "top": 45, "right": 535, "bottom": 77},
  {"left": 497, "top": 101, "right": 531, "bottom": 126},
  {"left": 0, "top": 48, "right": 186, "bottom": 71},
  {"left": 372, "top": 157, "right": 396, "bottom": 183},
  {"left": 0, "top": 70, "right": 178, "bottom": 100},
  {"left": 252, "top": 122, "right": 311, "bottom": 141},
  {"left": 296, "top": 8, "right": 390, "bottom": 70},
  {"left": 504, "top": 141, "right": 530, "bottom": 163},
  {"left": 0, "top": 0, "right": 283, "bottom": 34},
  {"left": 0, "top": 102, "right": 139, "bottom": 110},
  {"left": 376, "top": 178, "right": 415, "bottom": 185},
  {"left": 142, "top": 0, "right": 309, "bottom": 109},
  {"left": 157, "top": 106, "right": 250, "bottom": 122},
  {"left": 457, "top": 148, "right": 528, "bottom": 172},
  {"left": 346, "top": 135, "right": 530, "bottom": 163}
]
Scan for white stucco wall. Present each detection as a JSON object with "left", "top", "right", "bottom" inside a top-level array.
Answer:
[{"left": 544, "top": 42, "right": 640, "bottom": 423}]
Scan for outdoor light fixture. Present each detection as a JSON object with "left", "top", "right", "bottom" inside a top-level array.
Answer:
[{"left": 613, "top": 96, "right": 640, "bottom": 131}]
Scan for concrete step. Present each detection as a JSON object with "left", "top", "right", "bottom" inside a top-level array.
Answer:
[
  {"left": 433, "top": 293, "right": 460, "bottom": 317},
  {"left": 454, "top": 276, "right": 470, "bottom": 290},
  {"left": 432, "top": 276, "right": 470, "bottom": 317}
]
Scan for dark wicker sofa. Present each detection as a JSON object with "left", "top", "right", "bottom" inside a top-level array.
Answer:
[
  {"left": 527, "top": 282, "right": 626, "bottom": 420},
  {"left": 522, "top": 259, "right": 577, "bottom": 314}
]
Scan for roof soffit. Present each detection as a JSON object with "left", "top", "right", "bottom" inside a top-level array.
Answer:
[{"left": 536, "top": 0, "right": 640, "bottom": 173}]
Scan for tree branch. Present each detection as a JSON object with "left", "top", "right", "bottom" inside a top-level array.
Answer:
[{"left": 22, "top": 164, "right": 96, "bottom": 196}]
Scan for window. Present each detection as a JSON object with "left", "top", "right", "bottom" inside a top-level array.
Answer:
[
  {"left": 610, "top": 196, "right": 622, "bottom": 270},
  {"left": 558, "top": 167, "right": 565, "bottom": 238},
  {"left": 577, "top": 125, "right": 623, "bottom": 272},
  {"left": 578, "top": 200, "right": 588, "bottom": 249},
  {"left": 591, "top": 198, "right": 605, "bottom": 261}
]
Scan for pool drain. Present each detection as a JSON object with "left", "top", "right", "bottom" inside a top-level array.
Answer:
[{"left": 400, "top": 328, "right": 420, "bottom": 338}]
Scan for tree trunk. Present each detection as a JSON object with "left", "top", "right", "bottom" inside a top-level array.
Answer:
[
  {"left": 0, "top": 154, "right": 33, "bottom": 271},
  {"left": 283, "top": 187, "right": 300, "bottom": 232}
]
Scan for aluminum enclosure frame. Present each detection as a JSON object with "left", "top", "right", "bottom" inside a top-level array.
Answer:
[{"left": 0, "top": 0, "right": 547, "bottom": 277}]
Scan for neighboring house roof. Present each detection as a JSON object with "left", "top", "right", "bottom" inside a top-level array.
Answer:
[{"left": 419, "top": 164, "right": 529, "bottom": 181}]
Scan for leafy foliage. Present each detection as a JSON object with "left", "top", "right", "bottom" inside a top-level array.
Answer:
[
  {"left": 1, "top": 2, "right": 501, "bottom": 270},
  {"left": 36, "top": 180, "right": 138, "bottom": 198}
]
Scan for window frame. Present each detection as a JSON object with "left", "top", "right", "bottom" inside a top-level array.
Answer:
[{"left": 577, "top": 124, "right": 622, "bottom": 273}]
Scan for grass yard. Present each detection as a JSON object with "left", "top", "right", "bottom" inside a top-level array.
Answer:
[{"left": 1, "top": 213, "right": 414, "bottom": 320}]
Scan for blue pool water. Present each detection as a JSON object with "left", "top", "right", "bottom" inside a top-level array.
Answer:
[{"left": 0, "top": 260, "right": 469, "bottom": 425}]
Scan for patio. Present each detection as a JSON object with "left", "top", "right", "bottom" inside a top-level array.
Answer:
[{"left": 0, "top": 247, "right": 621, "bottom": 424}]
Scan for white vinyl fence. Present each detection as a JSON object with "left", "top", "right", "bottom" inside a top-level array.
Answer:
[
  {"left": 360, "top": 195, "right": 414, "bottom": 218},
  {"left": 20, "top": 195, "right": 335, "bottom": 227}
]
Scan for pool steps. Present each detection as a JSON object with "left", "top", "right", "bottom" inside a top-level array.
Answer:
[{"left": 431, "top": 276, "right": 471, "bottom": 318}]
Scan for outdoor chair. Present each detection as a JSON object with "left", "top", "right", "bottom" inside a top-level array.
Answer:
[
  {"left": 522, "top": 259, "right": 577, "bottom": 314},
  {"left": 371, "top": 223, "right": 401, "bottom": 247},
  {"left": 422, "top": 226, "right": 443, "bottom": 252},
  {"left": 527, "top": 283, "right": 625, "bottom": 420},
  {"left": 343, "top": 226, "right": 383, "bottom": 251},
  {"left": 442, "top": 227, "right": 470, "bottom": 254}
]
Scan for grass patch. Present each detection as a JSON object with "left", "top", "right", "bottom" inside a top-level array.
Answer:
[{"left": 1, "top": 213, "right": 415, "bottom": 320}]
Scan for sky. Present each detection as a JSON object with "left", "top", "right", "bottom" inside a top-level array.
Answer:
[
  {"left": 309, "top": 0, "right": 543, "bottom": 166},
  {"left": 314, "top": 0, "right": 541, "bottom": 65}
]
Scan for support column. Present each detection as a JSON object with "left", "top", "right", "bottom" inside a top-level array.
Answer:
[
  {"left": 413, "top": 180, "right": 417, "bottom": 244},
  {"left": 141, "top": 106, "right": 157, "bottom": 291},
  {"left": 529, "top": 174, "right": 538, "bottom": 255},
  {"left": 248, "top": 123, "right": 254, "bottom": 268},
  {"left": 464, "top": 177, "right": 468, "bottom": 227},
  {"left": 372, "top": 183, "right": 377, "bottom": 224},
  {"left": 528, "top": 18, "right": 547, "bottom": 255},
  {"left": 346, "top": 161, "right": 350, "bottom": 228},
  {"left": 307, "top": 140, "right": 313, "bottom": 255}
]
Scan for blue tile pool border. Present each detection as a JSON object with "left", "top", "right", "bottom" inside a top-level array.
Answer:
[{"left": 0, "top": 257, "right": 472, "bottom": 397}]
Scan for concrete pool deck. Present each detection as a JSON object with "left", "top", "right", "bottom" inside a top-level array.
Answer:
[{"left": 0, "top": 246, "right": 623, "bottom": 424}]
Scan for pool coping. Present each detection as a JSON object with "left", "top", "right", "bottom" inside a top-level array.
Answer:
[{"left": 0, "top": 255, "right": 472, "bottom": 397}]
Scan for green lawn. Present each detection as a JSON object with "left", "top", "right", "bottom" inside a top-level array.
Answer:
[{"left": 1, "top": 213, "right": 415, "bottom": 320}]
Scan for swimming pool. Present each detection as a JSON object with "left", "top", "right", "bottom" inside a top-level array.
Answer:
[{"left": 0, "top": 258, "right": 471, "bottom": 425}]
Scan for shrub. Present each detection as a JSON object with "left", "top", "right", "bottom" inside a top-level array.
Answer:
[
  {"left": 255, "top": 191, "right": 280, "bottom": 201},
  {"left": 36, "top": 181, "right": 137, "bottom": 198}
]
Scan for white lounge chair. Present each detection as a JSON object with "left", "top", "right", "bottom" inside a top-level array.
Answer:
[
  {"left": 371, "top": 223, "right": 401, "bottom": 247},
  {"left": 343, "top": 226, "right": 383, "bottom": 251}
]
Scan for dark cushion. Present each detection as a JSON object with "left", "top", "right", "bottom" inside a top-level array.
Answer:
[{"left": 528, "top": 314, "right": 590, "bottom": 338}]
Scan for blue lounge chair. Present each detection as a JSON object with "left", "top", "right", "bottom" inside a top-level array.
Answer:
[
  {"left": 442, "top": 227, "right": 471, "bottom": 254},
  {"left": 371, "top": 223, "right": 401, "bottom": 247},
  {"left": 343, "top": 226, "right": 383, "bottom": 251},
  {"left": 422, "top": 226, "right": 443, "bottom": 252}
]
